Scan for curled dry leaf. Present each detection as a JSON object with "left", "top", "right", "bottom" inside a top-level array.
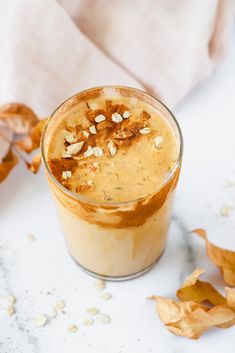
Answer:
[
  {"left": 0, "top": 127, "right": 14, "bottom": 161},
  {"left": 192, "top": 229, "right": 235, "bottom": 286},
  {"left": 209, "top": 304, "right": 235, "bottom": 329},
  {"left": 16, "top": 118, "right": 47, "bottom": 154},
  {"left": 166, "top": 305, "right": 235, "bottom": 339},
  {"left": 0, "top": 102, "right": 47, "bottom": 182},
  {"left": 177, "top": 268, "right": 226, "bottom": 306},
  {"left": 0, "top": 103, "right": 38, "bottom": 134},
  {"left": 226, "top": 287, "right": 235, "bottom": 310},
  {"left": 27, "top": 153, "right": 41, "bottom": 174},
  {"left": 150, "top": 296, "right": 208, "bottom": 325},
  {"left": 150, "top": 269, "right": 235, "bottom": 339},
  {"left": 0, "top": 148, "right": 19, "bottom": 183}
]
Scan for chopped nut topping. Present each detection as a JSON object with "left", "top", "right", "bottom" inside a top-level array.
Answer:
[
  {"left": 112, "top": 112, "right": 123, "bottom": 123},
  {"left": 89, "top": 125, "right": 97, "bottom": 134},
  {"left": 93, "top": 162, "right": 99, "bottom": 168},
  {"left": 100, "top": 292, "right": 112, "bottom": 301},
  {"left": 62, "top": 171, "right": 72, "bottom": 180},
  {"left": 86, "top": 110, "right": 96, "bottom": 122},
  {"left": 96, "top": 120, "right": 114, "bottom": 131},
  {"left": 68, "top": 324, "right": 78, "bottom": 333},
  {"left": 49, "top": 158, "right": 77, "bottom": 184},
  {"left": 113, "top": 130, "right": 134, "bottom": 139},
  {"left": 6, "top": 306, "right": 15, "bottom": 316},
  {"left": 90, "top": 163, "right": 99, "bottom": 172},
  {"left": 221, "top": 205, "right": 233, "bottom": 217},
  {"left": 65, "top": 134, "right": 77, "bottom": 144},
  {"left": 27, "top": 233, "right": 36, "bottom": 241},
  {"left": 34, "top": 314, "right": 47, "bottom": 328},
  {"left": 53, "top": 299, "right": 65, "bottom": 310},
  {"left": 95, "top": 114, "right": 106, "bottom": 123},
  {"left": 65, "top": 125, "right": 75, "bottom": 133},
  {"left": 116, "top": 104, "right": 129, "bottom": 115},
  {"left": 141, "top": 111, "right": 151, "bottom": 121},
  {"left": 87, "top": 180, "right": 94, "bottom": 186},
  {"left": 84, "top": 146, "right": 94, "bottom": 157},
  {"left": 86, "top": 307, "right": 100, "bottom": 315},
  {"left": 97, "top": 313, "right": 111, "bottom": 324},
  {"left": 93, "top": 147, "right": 104, "bottom": 157},
  {"left": 7, "top": 295, "right": 16, "bottom": 305},
  {"left": 50, "top": 307, "right": 57, "bottom": 319},
  {"left": 76, "top": 183, "right": 90, "bottom": 193},
  {"left": 139, "top": 127, "right": 151, "bottom": 135},
  {"left": 83, "top": 318, "right": 94, "bottom": 326},
  {"left": 75, "top": 124, "right": 83, "bottom": 134},
  {"left": 82, "top": 130, "right": 90, "bottom": 138},
  {"left": 107, "top": 141, "right": 117, "bottom": 157},
  {"left": 123, "top": 111, "right": 130, "bottom": 119},
  {"left": 62, "top": 151, "right": 72, "bottom": 159},
  {"left": 66, "top": 141, "right": 84, "bottom": 155},
  {"left": 93, "top": 279, "right": 106, "bottom": 291},
  {"left": 153, "top": 136, "right": 164, "bottom": 149}
]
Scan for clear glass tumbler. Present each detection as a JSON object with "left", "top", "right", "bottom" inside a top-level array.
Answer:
[{"left": 41, "top": 86, "right": 183, "bottom": 281}]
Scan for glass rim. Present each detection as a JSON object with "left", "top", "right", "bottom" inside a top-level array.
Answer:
[{"left": 41, "top": 85, "right": 183, "bottom": 207}]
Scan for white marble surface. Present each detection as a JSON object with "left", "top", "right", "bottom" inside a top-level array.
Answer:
[{"left": 1, "top": 30, "right": 235, "bottom": 353}]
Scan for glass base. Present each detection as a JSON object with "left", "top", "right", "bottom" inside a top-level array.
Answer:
[{"left": 70, "top": 249, "right": 165, "bottom": 282}]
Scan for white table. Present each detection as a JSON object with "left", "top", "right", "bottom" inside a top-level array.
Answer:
[{"left": 1, "top": 30, "right": 235, "bottom": 353}]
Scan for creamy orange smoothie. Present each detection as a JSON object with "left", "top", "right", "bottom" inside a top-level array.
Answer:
[{"left": 41, "top": 86, "right": 182, "bottom": 280}]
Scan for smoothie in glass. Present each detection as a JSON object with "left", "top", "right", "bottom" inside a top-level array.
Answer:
[{"left": 41, "top": 86, "right": 183, "bottom": 280}]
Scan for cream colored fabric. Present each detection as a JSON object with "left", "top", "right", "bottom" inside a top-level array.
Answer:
[
  {"left": 0, "top": 0, "right": 234, "bottom": 160},
  {"left": 59, "top": 0, "right": 234, "bottom": 106}
]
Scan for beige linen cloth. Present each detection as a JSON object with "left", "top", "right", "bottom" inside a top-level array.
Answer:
[{"left": 0, "top": 0, "right": 234, "bottom": 159}]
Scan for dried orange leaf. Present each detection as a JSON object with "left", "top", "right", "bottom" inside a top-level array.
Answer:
[
  {"left": 0, "top": 127, "right": 14, "bottom": 161},
  {"left": 0, "top": 148, "right": 19, "bottom": 182},
  {"left": 0, "top": 103, "right": 46, "bottom": 183},
  {"left": 221, "top": 268, "right": 235, "bottom": 287},
  {"left": 27, "top": 153, "right": 41, "bottom": 174},
  {"left": 150, "top": 272, "right": 235, "bottom": 339},
  {"left": 0, "top": 103, "right": 38, "bottom": 134},
  {"left": 190, "top": 228, "right": 207, "bottom": 239},
  {"left": 225, "top": 287, "right": 235, "bottom": 310},
  {"left": 192, "top": 229, "right": 235, "bottom": 286},
  {"left": 16, "top": 118, "right": 47, "bottom": 153},
  {"left": 210, "top": 305, "right": 235, "bottom": 329},
  {"left": 167, "top": 305, "right": 235, "bottom": 339},
  {"left": 150, "top": 296, "right": 207, "bottom": 324},
  {"left": 216, "top": 288, "right": 235, "bottom": 328},
  {"left": 177, "top": 268, "right": 226, "bottom": 306}
]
